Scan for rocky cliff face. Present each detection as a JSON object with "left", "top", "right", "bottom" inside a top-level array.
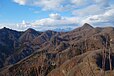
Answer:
[{"left": 0, "top": 23, "right": 114, "bottom": 76}]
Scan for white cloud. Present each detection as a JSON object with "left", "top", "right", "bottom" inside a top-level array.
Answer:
[
  {"left": 14, "top": 0, "right": 27, "bottom": 5},
  {"left": 12, "top": 0, "right": 114, "bottom": 30},
  {"left": 12, "top": 0, "right": 93, "bottom": 11},
  {"left": 81, "top": 7, "right": 114, "bottom": 26},
  {"left": 13, "top": 0, "right": 65, "bottom": 10},
  {"left": 13, "top": 0, "right": 110, "bottom": 11},
  {"left": 35, "top": 0, "right": 64, "bottom": 11},
  {"left": 15, "top": 13, "right": 79, "bottom": 31},
  {"left": 72, "top": 4, "right": 108, "bottom": 17},
  {"left": 72, "top": 0, "right": 110, "bottom": 17},
  {"left": 71, "top": 0, "right": 93, "bottom": 7},
  {"left": 14, "top": 5, "right": 114, "bottom": 31},
  {"left": 93, "top": 0, "right": 109, "bottom": 7},
  {"left": 49, "top": 13, "right": 61, "bottom": 20},
  {"left": 16, "top": 20, "right": 32, "bottom": 30},
  {"left": 32, "top": 13, "right": 78, "bottom": 26},
  {"left": 71, "top": 0, "right": 113, "bottom": 27}
]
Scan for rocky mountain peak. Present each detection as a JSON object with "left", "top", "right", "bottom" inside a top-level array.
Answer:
[
  {"left": 25, "top": 28, "right": 37, "bottom": 33},
  {"left": 1, "top": 27, "right": 13, "bottom": 32},
  {"left": 1, "top": 25, "right": 114, "bottom": 76},
  {"left": 81, "top": 23, "right": 94, "bottom": 29}
]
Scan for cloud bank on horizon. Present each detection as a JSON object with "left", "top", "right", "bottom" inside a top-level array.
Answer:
[{"left": 0, "top": 0, "right": 114, "bottom": 31}]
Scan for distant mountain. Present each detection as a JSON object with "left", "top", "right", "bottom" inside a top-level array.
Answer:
[
  {"left": 0, "top": 23, "right": 114, "bottom": 76},
  {"left": 53, "top": 28, "right": 73, "bottom": 32}
]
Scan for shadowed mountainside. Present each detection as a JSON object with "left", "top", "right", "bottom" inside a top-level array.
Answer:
[{"left": 0, "top": 23, "right": 114, "bottom": 76}]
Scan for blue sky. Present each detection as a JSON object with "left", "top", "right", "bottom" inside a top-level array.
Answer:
[{"left": 0, "top": 0, "right": 114, "bottom": 31}]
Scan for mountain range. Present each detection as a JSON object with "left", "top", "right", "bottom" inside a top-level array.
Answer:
[{"left": 0, "top": 23, "right": 114, "bottom": 76}]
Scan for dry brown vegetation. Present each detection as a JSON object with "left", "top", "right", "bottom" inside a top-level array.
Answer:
[{"left": 1, "top": 23, "right": 114, "bottom": 76}]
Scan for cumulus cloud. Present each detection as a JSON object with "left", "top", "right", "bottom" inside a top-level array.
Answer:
[
  {"left": 72, "top": 0, "right": 110, "bottom": 17},
  {"left": 81, "top": 7, "right": 114, "bottom": 26},
  {"left": 13, "top": 0, "right": 65, "bottom": 10},
  {"left": 14, "top": 0, "right": 27, "bottom": 5},
  {"left": 13, "top": 0, "right": 110, "bottom": 11},
  {"left": 93, "top": 0, "right": 109, "bottom": 7},
  {"left": 15, "top": 13, "right": 79, "bottom": 31},
  {"left": 12, "top": 0, "right": 114, "bottom": 30},
  {"left": 32, "top": 13, "right": 78, "bottom": 26},
  {"left": 71, "top": 0, "right": 113, "bottom": 27},
  {"left": 12, "top": 0, "right": 92, "bottom": 11},
  {"left": 71, "top": 0, "right": 93, "bottom": 7},
  {"left": 72, "top": 5, "right": 108, "bottom": 17},
  {"left": 16, "top": 20, "right": 32, "bottom": 30},
  {"left": 49, "top": 13, "right": 61, "bottom": 20}
]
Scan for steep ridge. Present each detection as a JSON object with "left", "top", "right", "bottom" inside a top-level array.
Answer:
[
  {"left": 32, "top": 30, "right": 57, "bottom": 45},
  {"left": 4, "top": 28, "right": 42, "bottom": 67},
  {"left": 48, "top": 50, "right": 114, "bottom": 76},
  {"left": 0, "top": 27, "right": 22, "bottom": 68},
  {"left": 19, "top": 28, "right": 41, "bottom": 43},
  {"left": 0, "top": 23, "right": 114, "bottom": 76}
]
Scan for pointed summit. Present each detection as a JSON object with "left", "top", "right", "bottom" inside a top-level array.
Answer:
[
  {"left": 72, "top": 23, "right": 94, "bottom": 32},
  {"left": 25, "top": 28, "right": 37, "bottom": 33},
  {"left": 19, "top": 28, "right": 41, "bottom": 42},
  {"left": 81, "top": 23, "right": 94, "bottom": 29}
]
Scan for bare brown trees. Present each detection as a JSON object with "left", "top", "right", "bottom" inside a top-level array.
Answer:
[
  {"left": 102, "top": 34, "right": 112, "bottom": 76},
  {"left": 85, "top": 39, "right": 96, "bottom": 76}
]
